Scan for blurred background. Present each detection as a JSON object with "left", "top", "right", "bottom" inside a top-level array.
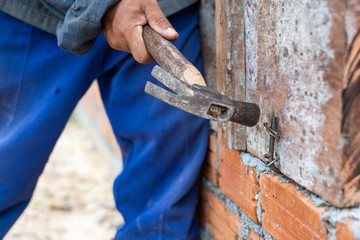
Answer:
[{"left": 5, "top": 83, "right": 124, "bottom": 240}]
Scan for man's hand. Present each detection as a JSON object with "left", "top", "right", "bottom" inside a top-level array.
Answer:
[{"left": 102, "top": 0, "right": 179, "bottom": 64}]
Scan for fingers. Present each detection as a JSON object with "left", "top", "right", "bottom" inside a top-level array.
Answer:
[
  {"left": 127, "top": 25, "right": 154, "bottom": 64},
  {"left": 102, "top": 3, "right": 131, "bottom": 52},
  {"left": 101, "top": 0, "right": 178, "bottom": 64},
  {"left": 105, "top": 30, "right": 130, "bottom": 53},
  {"left": 144, "top": 0, "right": 179, "bottom": 41}
]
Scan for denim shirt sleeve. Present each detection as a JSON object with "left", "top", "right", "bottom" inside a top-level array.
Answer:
[{"left": 40, "top": 0, "right": 119, "bottom": 56}]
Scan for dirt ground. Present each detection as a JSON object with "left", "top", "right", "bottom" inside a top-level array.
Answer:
[{"left": 5, "top": 114, "right": 123, "bottom": 240}]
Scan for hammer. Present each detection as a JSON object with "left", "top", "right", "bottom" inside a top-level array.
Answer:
[{"left": 143, "top": 25, "right": 260, "bottom": 127}]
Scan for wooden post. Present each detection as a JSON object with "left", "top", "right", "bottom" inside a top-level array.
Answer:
[
  {"left": 216, "top": 0, "right": 247, "bottom": 150},
  {"left": 201, "top": 0, "right": 360, "bottom": 207},
  {"left": 342, "top": 29, "right": 360, "bottom": 206}
]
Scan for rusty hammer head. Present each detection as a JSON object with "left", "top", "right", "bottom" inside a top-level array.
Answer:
[{"left": 145, "top": 66, "right": 260, "bottom": 127}]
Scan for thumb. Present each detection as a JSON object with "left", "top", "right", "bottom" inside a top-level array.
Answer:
[{"left": 144, "top": 1, "right": 179, "bottom": 41}]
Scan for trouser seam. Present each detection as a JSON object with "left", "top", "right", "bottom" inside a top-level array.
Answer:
[{"left": 4, "top": 26, "right": 33, "bottom": 136}]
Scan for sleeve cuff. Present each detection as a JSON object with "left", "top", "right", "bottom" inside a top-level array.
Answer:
[{"left": 56, "top": 0, "right": 119, "bottom": 56}]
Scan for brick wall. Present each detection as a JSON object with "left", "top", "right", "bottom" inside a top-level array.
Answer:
[
  {"left": 198, "top": 132, "right": 360, "bottom": 240},
  {"left": 79, "top": 83, "right": 360, "bottom": 240}
]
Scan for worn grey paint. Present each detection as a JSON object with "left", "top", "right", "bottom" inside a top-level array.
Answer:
[
  {"left": 200, "top": 0, "right": 359, "bottom": 205},
  {"left": 244, "top": 0, "right": 348, "bottom": 205}
]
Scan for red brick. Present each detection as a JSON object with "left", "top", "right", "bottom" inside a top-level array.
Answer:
[
  {"left": 209, "top": 134, "right": 217, "bottom": 153},
  {"left": 219, "top": 164, "right": 259, "bottom": 223},
  {"left": 200, "top": 185, "right": 208, "bottom": 200},
  {"left": 202, "top": 163, "right": 219, "bottom": 186},
  {"left": 198, "top": 199, "right": 235, "bottom": 240},
  {"left": 206, "top": 191, "right": 242, "bottom": 234},
  {"left": 261, "top": 215, "right": 293, "bottom": 240},
  {"left": 198, "top": 188, "right": 242, "bottom": 239},
  {"left": 337, "top": 220, "right": 359, "bottom": 240},
  {"left": 198, "top": 198, "right": 209, "bottom": 228},
  {"left": 219, "top": 147, "right": 257, "bottom": 184},
  {"left": 206, "top": 151, "right": 217, "bottom": 169},
  {"left": 198, "top": 187, "right": 210, "bottom": 228},
  {"left": 260, "top": 174, "right": 326, "bottom": 240},
  {"left": 247, "top": 229, "right": 264, "bottom": 240},
  {"left": 207, "top": 208, "right": 238, "bottom": 240},
  {"left": 220, "top": 163, "right": 259, "bottom": 201},
  {"left": 209, "top": 224, "right": 227, "bottom": 240},
  {"left": 219, "top": 146, "right": 240, "bottom": 166},
  {"left": 218, "top": 146, "right": 260, "bottom": 223}
]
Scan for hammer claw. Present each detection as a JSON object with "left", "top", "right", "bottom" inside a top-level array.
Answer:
[
  {"left": 145, "top": 81, "right": 177, "bottom": 101},
  {"left": 151, "top": 66, "right": 194, "bottom": 96},
  {"left": 145, "top": 81, "right": 202, "bottom": 117}
]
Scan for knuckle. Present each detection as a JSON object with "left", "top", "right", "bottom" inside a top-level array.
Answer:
[
  {"left": 106, "top": 38, "right": 117, "bottom": 49},
  {"left": 109, "top": 39, "right": 127, "bottom": 52},
  {"left": 135, "top": 53, "right": 151, "bottom": 64},
  {"left": 103, "top": 27, "right": 127, "bottom": 50},
  {"left": 151, "top": 16, "right": 169, "bottom": 26}
]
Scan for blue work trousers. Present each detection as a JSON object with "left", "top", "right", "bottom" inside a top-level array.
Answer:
[{"left": 0, "top": 4, "right": 208, "bottom": 239}]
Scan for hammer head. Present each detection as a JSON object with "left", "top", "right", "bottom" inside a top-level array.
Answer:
[{"left": 145, "top": 66, "right": 260, "bottom": 127}]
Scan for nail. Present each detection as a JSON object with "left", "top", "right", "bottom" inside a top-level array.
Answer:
[{"left": 166, "top": 28, "right": 177, "bottom": 36}]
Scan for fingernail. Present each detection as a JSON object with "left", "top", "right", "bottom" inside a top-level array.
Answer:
[{"left": 166, "top": 28, "right": 177, "bottom": 36}]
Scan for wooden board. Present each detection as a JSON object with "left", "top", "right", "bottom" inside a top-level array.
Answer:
[
  {"left": 200, "top": 0, "right": 360, "bottom": 206},
  {"left": 345, "top": 0, "right": 360, "bottom": 45},
  {"left": 342, "top": 29, "right": 360, "bottom": 206},
  {"left": 199, "top": 0, "right": 216, "bottom": 90},
  {"left": 199, "top": 0, "right": 218, "bottom": 131},
  {"left": 341, "top": 0, "right": 360, "bottom": 207},
  {"left": 215, "top": 0, "right": 246, "bottom": 150},
  {"left": 244, "top": 0, "right": 348, "bottom": 206}
]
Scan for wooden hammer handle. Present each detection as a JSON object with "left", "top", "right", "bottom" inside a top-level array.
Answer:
[{"left": 143, "top": 25, "right": 206, "bottom": 86}]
